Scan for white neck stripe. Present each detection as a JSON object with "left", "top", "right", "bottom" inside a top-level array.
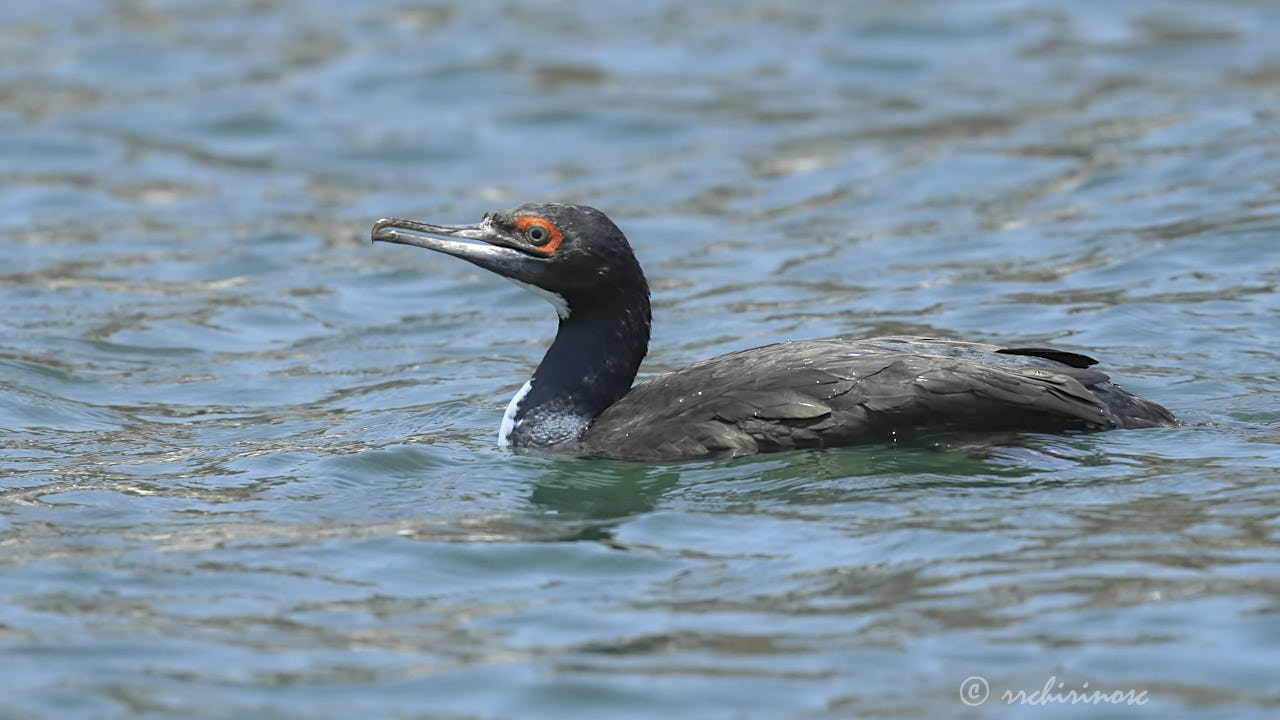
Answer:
[
  {"left": 497, "top": 379, "right": 534, "bottom": 447},
  {"left": 507, "top": 279, "right": 570, "bottom": 319}
]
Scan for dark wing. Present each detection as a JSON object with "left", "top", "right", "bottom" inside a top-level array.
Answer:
[
  {"left": 580, "top": 336, "right": 1173, "bottom": 461},
  {"left": 996, "top": 347, "right": 1098, "bottom": 368}
]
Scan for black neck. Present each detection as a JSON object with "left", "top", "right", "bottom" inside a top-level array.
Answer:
[{"left": 507, "top": 288, "right": 650, "bottom": 448}]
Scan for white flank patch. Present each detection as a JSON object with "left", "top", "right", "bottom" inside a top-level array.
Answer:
[
  {"left": 498, "top": 379, "right": 534, "bottom": 447},
  {"left": 507, "top": 279, "right": 570, "bottom": 319}
]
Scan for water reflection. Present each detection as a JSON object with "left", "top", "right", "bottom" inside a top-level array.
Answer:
[{"left": 528, "top": 460, "right": 682, "bottom": 523}]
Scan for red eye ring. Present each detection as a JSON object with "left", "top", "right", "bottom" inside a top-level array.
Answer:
[{"left": 513, "top": 216, "right": 564, "bottom": 254}]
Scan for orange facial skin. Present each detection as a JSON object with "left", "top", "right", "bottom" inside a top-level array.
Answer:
[{"left": 513, "top": 216, "right": 564, "bottom": 255}]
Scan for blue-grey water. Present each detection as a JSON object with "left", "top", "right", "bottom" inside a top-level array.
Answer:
[{"left": 2, "top": 1, "right": 1279, "bottom": 718}]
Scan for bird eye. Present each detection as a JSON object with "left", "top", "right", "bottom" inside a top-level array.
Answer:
[{"left": 513, "top": 215, "right": 563, "bottom": 253}]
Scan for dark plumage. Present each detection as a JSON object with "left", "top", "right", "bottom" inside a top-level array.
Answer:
[
  {"left": 583, "top": 337, "right": 1174, "bottom": 461},
  {"left": 372, "top": 203, "right": 1176, "bottom": 462}
]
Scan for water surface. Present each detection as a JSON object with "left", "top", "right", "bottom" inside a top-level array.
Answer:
[{"left": 2, "top": 1, "right": 1279, "bottom": 717}]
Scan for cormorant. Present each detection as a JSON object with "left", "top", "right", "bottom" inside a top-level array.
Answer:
[{"left": 373, "top": 203, "right": 1175, "bottom": 461}]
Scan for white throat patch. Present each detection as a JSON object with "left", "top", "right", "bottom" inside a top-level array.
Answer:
[
  {"left": 507, "top": 279, "right": 570, "bottom": 319},
  {"left": 498, "top": 379, "right": 534, "bottom": 447}
]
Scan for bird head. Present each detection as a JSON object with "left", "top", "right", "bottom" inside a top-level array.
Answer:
[{"left": 373, "top": 203, "right": 647, "bottom": 319}]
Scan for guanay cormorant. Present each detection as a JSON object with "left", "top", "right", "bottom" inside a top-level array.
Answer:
[{"left": 372, "top": 203, "right": 1176, "bottom": 461}]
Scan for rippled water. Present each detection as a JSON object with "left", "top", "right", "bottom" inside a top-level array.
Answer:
[{"left": 3, "top": 1, "right": 1279, "bottom": 717}]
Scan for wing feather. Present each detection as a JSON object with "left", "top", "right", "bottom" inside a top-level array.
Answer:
[{"left": 580, "top": 337, "right": 1170, "bottom": 460}]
